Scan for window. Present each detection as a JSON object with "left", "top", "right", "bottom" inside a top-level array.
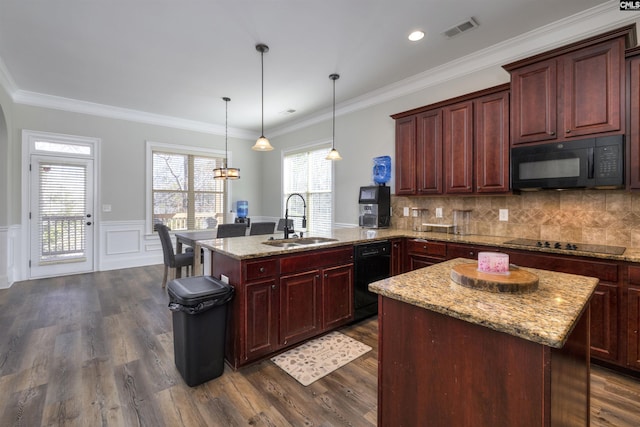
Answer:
[
  {"left": 148, "top": 142, "right": 227, "bottom": 232},
  {"left": 283, "top": 144, "right": 333, "bottom": 235}
]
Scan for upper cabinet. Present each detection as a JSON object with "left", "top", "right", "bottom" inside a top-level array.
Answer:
[
  {"left": 392, "top": 85, "right": 510, "bottom": 196},
  {"left": 504, "top": 25, "right": 635, "bottom": 146}
]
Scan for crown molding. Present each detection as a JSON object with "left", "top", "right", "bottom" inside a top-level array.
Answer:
[
  {"left": 270, "top": 2, "right": 640, "bottom": 137},
  {"left": 0, "top": 56, "right": 18, "bottom": 97},
  {"left": 1, "top": 2, "right": 638, "bottom": 139},
  {"left": 11, "top": 90, "right": 255, "bottom": 139}
]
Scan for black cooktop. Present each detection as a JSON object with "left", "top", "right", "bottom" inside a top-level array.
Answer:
[{"left": 503, "top": 238, "right": 626, "bottom": 255}]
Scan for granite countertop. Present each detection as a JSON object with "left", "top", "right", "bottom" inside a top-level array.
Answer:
[
  {"left": 197, "top": 226, "right": 640, "bottom": 263},
  {"left": 368, "top": 257, "right": 598, "bottom": 348}
]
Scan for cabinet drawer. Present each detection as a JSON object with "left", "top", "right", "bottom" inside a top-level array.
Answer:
[
  {"left": 447, "top": 243, "right": 496, "bottom": 259},
  {"left": 245, "top": 259, "right": 278, "bottom": 281},
  {"left": 508, "top": 251, "right": 618, "bottom": 283},
  {"left": 406, "top": 240, "right": 446, "bottom": 258},
  {"left": 628, "top": 265, "right": 640, "bottom": 286},
  {"left": 280, "top": 246, "right": 353, "bottom": 274}
]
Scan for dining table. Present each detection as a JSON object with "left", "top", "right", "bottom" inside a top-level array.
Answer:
[{"left": 174, "top": 230, "right": 217, "bottom": 275}]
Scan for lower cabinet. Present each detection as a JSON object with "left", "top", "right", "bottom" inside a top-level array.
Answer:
[
  {"left": 390, "top": 238, "right": 405, "bottom": 276},
  {"left": 245, "top": 278, "right": 279, "bottom": 362},
  {"left": 447, "top": 242, "right": 626, "bottom": 369},
  {"left": 213, "top": 246, "right": 354, "bottom": 369},
  {"left": 279, "top": 262, "right": 353, "bottom": 344},
  {"left": 406, "top": 239, "right": 446, "bottom": 271},
  {"left": 626, "top": 267, "right": 640, "bottom": 369},
  {"left": 280, "top": 270, "right": 322, "bottom": 346},
  {"left": 322, "top": 264, "right": 354, "bottom": 330}
]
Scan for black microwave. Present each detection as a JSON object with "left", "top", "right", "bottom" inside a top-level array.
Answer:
[{"left": 511, "top": 135, "right": 624, "bottom": 190}]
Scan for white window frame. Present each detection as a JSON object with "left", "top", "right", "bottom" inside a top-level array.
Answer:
[
  {"left": 145, "top": 141, "right": 230, "bottom": 234},
  {"left": 281, "top": 140, "right": 335, "bottom": 235}
]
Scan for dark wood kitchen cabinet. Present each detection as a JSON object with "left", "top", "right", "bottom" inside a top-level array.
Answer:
[
  {"left": 279, "top": 261, "right": 354, "bottom": 344},
  {"left": 321, "top": 263, "right": 354, "bottom": 330},
  {"left": 406, "top": 239, "right": 446, "bottom": 271},
  {"left": 394, "top": 109, "right": 443, "bottom": 195},
  {"left": 625, "top": 266, "right": 640, "bottom": 369},
  {"left": 394, "top": 115, "right": 418, "bottom": 195},
  {"left": 446, "top": 242, "right": 623, "bottom": 366},
  {"left": 392, "top": 84, "right": 509, "bottom": 195},
  {"left": 390, "top": 238, "right": 405, "bottom": 276},
  {"left": 474, "top": 90, "right": 510, "bottom": 192},
  {"left": 444, "top": 100, "right": 473, "bottom": 193},
  {"left": 212, "top": 245, "right": 354, "bottom": 369},
  {"left": 499, "top": 249, "right": 620, "bottom": 364},
  {"left": 504, "top": 25, "right": 634, "bottom": 146},
  {"left": 279, "top": 270, "right": 322, "bottom": 346},
  {"left": 627, "top": 48, "right": 640, "bottom": 189}
]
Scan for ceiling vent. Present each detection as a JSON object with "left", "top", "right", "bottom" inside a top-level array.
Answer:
[{"left": 442, "top": 17, "right": 478, "bottom": 39}]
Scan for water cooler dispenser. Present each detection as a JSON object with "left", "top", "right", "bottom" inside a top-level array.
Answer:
[{"left": 235, "top": 200, "right": 250, "bottom": 227}]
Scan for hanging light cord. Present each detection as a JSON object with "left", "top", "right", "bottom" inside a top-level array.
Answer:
[
  {"left": 260, "top": 49, "right": 265, "bottom": 137},
  {"left": 224, "top": 97, "right": 229, "bottom": 168},
  {"left": 332, "top": 77, "right": 336, "bottom": 148}
]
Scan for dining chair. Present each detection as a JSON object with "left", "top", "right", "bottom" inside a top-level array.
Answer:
[
  {"left": 276, "top": 218, "right": 294, "bottom": 232},
  {"left": 249, "top": 222, "right": 276, "bottom": 235},
  {"left": 156, "top": 224, "right": 194, "bottom": 288},
  {"left": 216, "top": 223, "right": 248, "bottom": 238}
]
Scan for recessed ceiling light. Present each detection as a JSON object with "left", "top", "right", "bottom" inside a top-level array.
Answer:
[{"left": 408, "top": 30, "right": 425, "bottom": 42}]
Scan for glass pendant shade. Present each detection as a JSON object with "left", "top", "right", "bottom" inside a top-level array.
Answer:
[
  {"left": 214, "top": 97, "right": 240, "bottom": 180},
  {"left": 252, "top": 44, "right": 274, "bottom": 151},
  {"left": 213, "top": 167, "right": 240, "bottom": 179},
  {"left": 325, "top": 147, "right": 342, "bottom": 160},
  {"left": 253, "top": 135, "right": 273, "bottom": 151},
  {"left": 327, "top": 73, "right": 342, "bottom": 161}
]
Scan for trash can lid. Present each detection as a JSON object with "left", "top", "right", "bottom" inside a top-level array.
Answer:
[{"left": 168, "top": 276, "right": 232, "bottom": 306}]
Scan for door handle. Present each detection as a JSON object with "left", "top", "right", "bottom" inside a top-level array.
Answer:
[{"left": 86, "top": 222, "right": 92, "bottom": 226}]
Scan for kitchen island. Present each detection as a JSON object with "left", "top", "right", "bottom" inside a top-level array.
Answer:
[{"left": 369, "top": 258, "right": 598, "bottom": 427}]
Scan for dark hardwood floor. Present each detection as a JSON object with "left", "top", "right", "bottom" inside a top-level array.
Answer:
[{"left": 0, "top": 265, "right": 638, "bottom": 426}]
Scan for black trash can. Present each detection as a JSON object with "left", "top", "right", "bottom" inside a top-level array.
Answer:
[{"left": 167, "top": 276, "right": 234, "bottom": 387}]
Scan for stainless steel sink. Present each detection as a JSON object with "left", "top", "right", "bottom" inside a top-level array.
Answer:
[
  {"left": 262, "top": 237, "right": 338, "bottom": 248},
  {"left": 262, "top": 241, "right": 302, "bottom": 249},
  {"left": 295, "top": 237, "right": 338, "bottom": 245}
]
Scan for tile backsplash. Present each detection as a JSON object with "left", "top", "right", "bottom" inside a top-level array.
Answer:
[{"left": 391, "top": 190, "right": 640, "bottom": 249}]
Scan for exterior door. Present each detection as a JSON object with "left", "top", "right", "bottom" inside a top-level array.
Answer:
[{"left": 29, "top": 155, "right": 94, "bottom": 278}]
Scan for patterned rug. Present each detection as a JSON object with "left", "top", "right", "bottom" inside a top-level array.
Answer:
[{"left": 270, "top": 331, "right": 372, "bottom": 386}]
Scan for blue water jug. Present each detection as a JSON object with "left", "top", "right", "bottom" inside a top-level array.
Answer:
[
  {"left": 373, "top": 156, "right": 391, "bottom": 184},
  {"left": 237, "top": 200, "right": 248, "bottom": 218}
]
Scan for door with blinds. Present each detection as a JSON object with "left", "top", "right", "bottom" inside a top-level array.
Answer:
[{"left": 29, "top": 155, "right": 94, "bottom": 278}]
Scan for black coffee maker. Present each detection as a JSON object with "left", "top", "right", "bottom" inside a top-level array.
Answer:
[{"left": 358, "top": 185, "right": 390, "bottom": 228}]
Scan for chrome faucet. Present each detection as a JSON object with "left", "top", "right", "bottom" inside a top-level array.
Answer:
[{"left": 284, "top": 193, "right": 307, "bottom": 239}]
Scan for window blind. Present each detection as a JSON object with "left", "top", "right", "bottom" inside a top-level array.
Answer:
[
  {"left": 152, "top": 151, "right": 226, "bottom": 231},
  {"left": 283, "top": 146, "right": 333, "bottom": 234}
]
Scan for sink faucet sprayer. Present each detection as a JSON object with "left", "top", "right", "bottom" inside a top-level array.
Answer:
[{"left": 284, "top": 193, "right": 307, "bottom": 239}]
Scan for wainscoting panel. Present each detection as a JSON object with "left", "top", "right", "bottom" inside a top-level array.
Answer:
[{"left": 99, "top": 221, "right": 161, "bottom": 271}]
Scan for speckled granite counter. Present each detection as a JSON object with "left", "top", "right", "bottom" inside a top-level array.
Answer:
[
  {"left": 197, "top": 226, "right": 640, "bottom": 263},
  {"left": 368, "top": 257, "right": 598, "bottom": 348}
]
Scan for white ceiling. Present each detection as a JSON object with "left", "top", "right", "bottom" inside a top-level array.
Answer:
[{"left": 0, "top": 0, "right": 626, "bottom": 137}]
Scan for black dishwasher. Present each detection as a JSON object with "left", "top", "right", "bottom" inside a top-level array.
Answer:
[{"left": 353, "top": 240, "right": 391, "bottom": 322}]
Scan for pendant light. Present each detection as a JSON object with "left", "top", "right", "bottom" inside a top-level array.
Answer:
[
  {"left": 213, "top": 97, "right": 240, "bottom": 179},
  {"left": 326, "top": 73, "right": 343, "bottom": 160},
  {"left": 252, "top": 44, "right": 274, "bottom": 151}
]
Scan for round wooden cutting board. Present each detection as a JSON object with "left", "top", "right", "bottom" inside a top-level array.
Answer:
[{"left": 450, "top": 262, "right": 539, "bottom": 293}]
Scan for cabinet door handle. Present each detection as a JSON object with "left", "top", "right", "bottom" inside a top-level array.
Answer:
[
  {"left": 469, "top": 252, "right": 475, "bottom": 257},
  {"left": 324, "top": 274, "right": 328, "bottom": 278},
  {"left": 316, "top": 275, "right": 320, "bottom": 279},
  {"left": 566, "top": 129, "right": 571, "bottom": 133},
  {"left": 259, "top": 267, "right": 265, "bottom": 273},
  {"left": 549, "top": 131, "right": 555, "bottom": 136},
  {"left": 271, "top": 284, "right": 276, "bottom": 289}
]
